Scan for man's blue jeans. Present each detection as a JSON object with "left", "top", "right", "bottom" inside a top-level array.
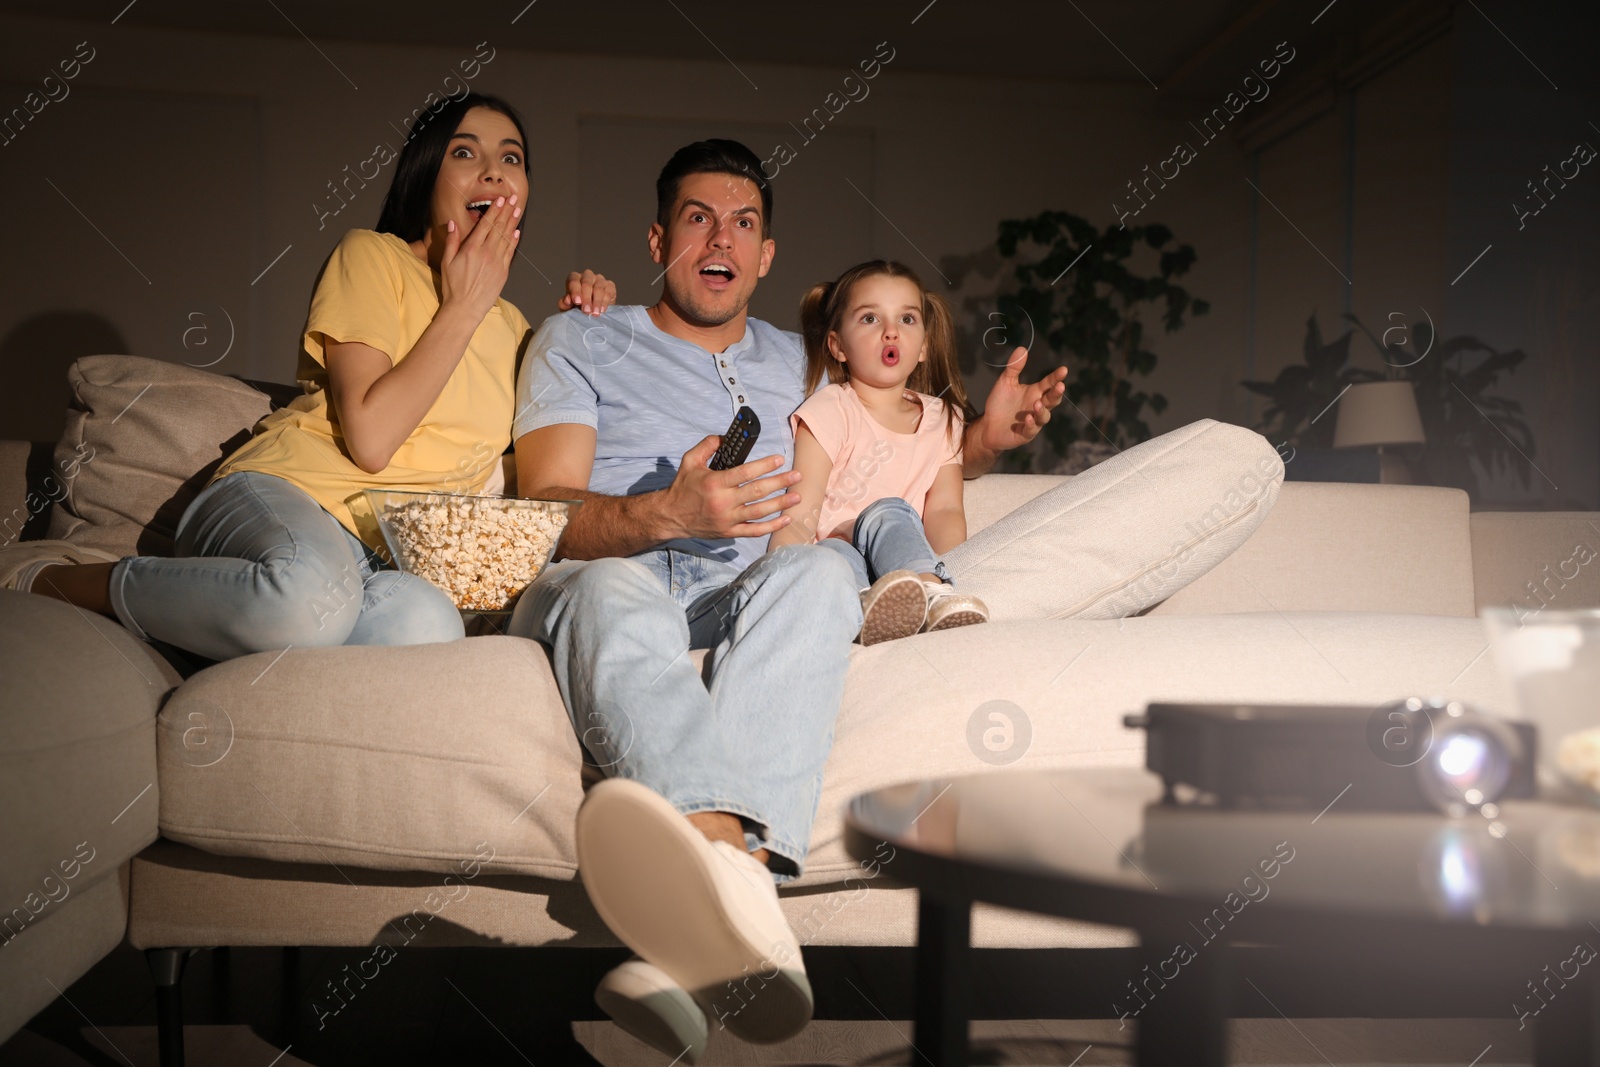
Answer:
[
  {"left": 819, "top": 496, "right": 952, "bottom": 589},
  {"left": 109, "top": 471, "right": 465, "bottom": 661},
  {"left": 507, "top": 543, "right": 861, "bottom": 880}
]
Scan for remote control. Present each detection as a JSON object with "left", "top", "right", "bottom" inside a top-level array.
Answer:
[{"left": 708, "top": 406, "right": 761, "bottom": 471}]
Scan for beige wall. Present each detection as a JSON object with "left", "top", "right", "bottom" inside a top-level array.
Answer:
[
  {"left": 0, "top": 14, "right": 1471, "bottom": 474},
  {"left": 1246, "top": 34, "right": 1455, "bottom": 399},
  {"left": 1349, "top": 35, "right": 1452, "bottom": 370},
  {"left": 1251, "top": 107, "right": 1351, "bottom": 395},
  {"left": 0, "top": 12, "right": 1253, "bottom": 449}
]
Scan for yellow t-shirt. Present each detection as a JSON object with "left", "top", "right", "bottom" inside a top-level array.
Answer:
[{"left": 211, "top": 229, "right": 530, "bottom": 551}]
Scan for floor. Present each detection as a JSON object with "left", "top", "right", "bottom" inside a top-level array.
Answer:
[{"left": 1, "top": 944, "right": 1533, "bottom": 1066}]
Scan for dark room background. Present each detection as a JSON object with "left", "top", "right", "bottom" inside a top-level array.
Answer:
[{"left": 0, "top": 0, "right": 1595, "bottom": 508}]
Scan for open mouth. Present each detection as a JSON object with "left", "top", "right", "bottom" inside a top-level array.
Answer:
[
  {"left": 698, "top": 262, "right": 736, "bottom": 288},
  {"left": 882, "top": 344, "right": 900, "bottom": 366},
  {"left": 467, "top": 199, "right": 492, "bottom": 220}
]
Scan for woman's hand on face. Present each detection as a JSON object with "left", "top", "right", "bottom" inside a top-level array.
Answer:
[
  {"left": 558, "top": 270, "right": 617, "bottom": 316},
  {"left": 440, "top": 194, "right": 521, "bottom": 322}
]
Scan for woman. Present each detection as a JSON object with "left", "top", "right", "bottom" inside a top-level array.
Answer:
[{"left": 20, "top": 93, "right": 614, "bottom": 660}]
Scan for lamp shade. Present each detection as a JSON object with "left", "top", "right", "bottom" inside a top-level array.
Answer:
[{"left": 1333, "top": 380, "right": 1425, "bottom": 448}]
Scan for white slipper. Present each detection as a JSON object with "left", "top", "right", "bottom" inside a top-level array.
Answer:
[
  {"left": 922, "top": 580, "right": 989, "bottom": 632},
  {"left": 575, "top": 778, "right": 812, "bottom": 1043},
  {"left": 595, "top": 956, "right": 709, "bottom": 1064},
  {"left": 858, "top": 570, "right": 926, "bottom": 645}
]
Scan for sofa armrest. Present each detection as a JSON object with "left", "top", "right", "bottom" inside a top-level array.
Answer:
[
  {"left": 0, "top": 589, "right": 179, "bottom": 977},
  {"left": 1471, "top": 512, "right": 1600, "bottom": 614},
  {"left": 0, "top": 441, "right": 59, "bottom": 544},
  {"left": 0, "top": 441, "right": 36, "bottom": 544}
]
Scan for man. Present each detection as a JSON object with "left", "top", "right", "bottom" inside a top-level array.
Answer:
[{"left": 509, "top": 139, "right": 1063, "bottom": 1058}]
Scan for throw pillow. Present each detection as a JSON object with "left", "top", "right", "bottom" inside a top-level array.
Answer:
[
  {"left": 947, "top": 419, "right": 1284, "bottom": 620},
  {"left": 46, "top": 355, "right": 286, "bottom": 558}
]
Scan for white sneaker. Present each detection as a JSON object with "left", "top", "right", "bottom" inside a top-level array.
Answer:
[
  {"left": 921, "top": 580, "right": 989, "bottom": 632},
  {"left": 575, "top": 778, "right": 812, "bottom": 1043},
  {"left": 595, "top": 956, "right": 709, "bottom": 1064},
  {"left": 858, "top": 570, "right": 926, "bottom": 645}
]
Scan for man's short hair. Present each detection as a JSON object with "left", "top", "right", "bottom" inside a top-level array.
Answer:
[{"left": 655, "top": 139, "right": 773, "bottom": 235}]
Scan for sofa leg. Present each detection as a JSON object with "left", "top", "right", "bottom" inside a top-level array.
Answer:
[
  {"left": 146, "top": 948, "right": 192, "bottom": 1067},
  {"left": 278, "top": 948, "right": 300, "bottom": 1042}
]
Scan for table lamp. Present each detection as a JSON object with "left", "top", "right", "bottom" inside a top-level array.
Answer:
[{"left": 1333, "top": 380, "right": 1426, "bottom": 483}]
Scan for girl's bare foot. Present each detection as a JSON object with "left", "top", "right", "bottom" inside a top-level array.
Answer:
[{"left": 31, "top": 562, "right": 116, "bottom": 616}]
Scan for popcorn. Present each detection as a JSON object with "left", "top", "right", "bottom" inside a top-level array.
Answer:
[
  {"left": 375, "top": 495, "right": 570, "bottom": 612},
  {"left": 1557, "top": 727, "right": 1600, "bottom": 795}
]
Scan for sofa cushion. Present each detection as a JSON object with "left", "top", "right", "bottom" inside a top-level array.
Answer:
[
  {"left": 804, "top": 610, "right": 1513, "bottom": 879},
  {"left": 961, "top": 474, "right": 1063, "bottom": 536},
  {"left": 1149, "top": 482, "right": 1477, "bottom": 618},
  {"left": 45, "top": 355, "right": 283, "bottom": 558},
  {"left": 947, "top": 419, "right": 1284, "bottom": 620},
  {"left": 155, "top": 611, "right": 1513, "bottom": 889},
  {"left": 0, "top": 590, "right": 177, "bottom": 948},
  {"left": 0, "top": 873, "right": 129, "bottom": 1044},
  {"left": 158, "top": 634, "right": 586, "bottom": 880}
]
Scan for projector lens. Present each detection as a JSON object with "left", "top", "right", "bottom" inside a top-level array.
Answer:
[
  {"left": 1437, "top": 733, "right": 1489, "bottom": 780},
  {"left": 1412, "top": 703, "right": 1520, "bottom": 816}
]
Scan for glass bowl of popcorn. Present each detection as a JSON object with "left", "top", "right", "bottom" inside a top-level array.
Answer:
[
  {"left": 363, "top": 490, "right": 580, "bottom": 614},
  {"left": 1483, "top": 606, "right": 1600, "bottom": 806}
]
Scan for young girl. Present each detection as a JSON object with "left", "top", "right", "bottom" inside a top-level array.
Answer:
[
  {"left": 771, "top": 260, "right": 988, "bottom": 645},
  {"left": 16, "top": 94, "right": 615, "bottom": 661}
]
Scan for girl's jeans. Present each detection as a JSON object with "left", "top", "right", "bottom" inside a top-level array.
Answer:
[
  {"left": 817, "top": 496, "right": 952, "bottom": 589},
  {"left": 109, "top": 470, "right": 464, "bottom": 661}
]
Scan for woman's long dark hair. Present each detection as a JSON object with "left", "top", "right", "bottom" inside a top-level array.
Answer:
[{"left": 375, "top": 93, "right": 532, "bottom": 243}]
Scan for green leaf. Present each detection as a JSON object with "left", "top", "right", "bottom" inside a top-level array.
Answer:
[{"left": 989, "top": 209, "right": 1208, "bottom": 449}]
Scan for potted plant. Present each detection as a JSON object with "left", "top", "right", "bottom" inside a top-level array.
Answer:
[
  {"left": 1241, "top": 314, "right": 1536, "bottom": 501},
  {"left": 947, "top": 211, "right": 1209, "bottom": 472},
  {"left": 1352, "top": 316, "right": 1537, "bottom": 501},
  {"left": 1239, "top": 314, "right": 1378, "bottom": 450}
]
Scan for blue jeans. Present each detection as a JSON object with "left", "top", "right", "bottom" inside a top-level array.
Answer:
[
  {"left": 507, "top": 543, "right": 861, "bottom": 880},
  {"left": 109, "top": 471, "right": 464, "bottom": 661},
  {"left": 818, "top": 496, "right": 951, "bottom": 589}
]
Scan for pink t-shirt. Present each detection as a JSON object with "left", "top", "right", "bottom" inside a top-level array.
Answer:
[{"left": 790, "top": 382, "right": 963, "bottom": 543}]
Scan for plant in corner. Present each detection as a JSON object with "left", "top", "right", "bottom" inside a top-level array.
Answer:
[
  {"left": 1239, "top": 314, "right": 1378, "bottom": 450},
  {"left": 978, "top": 211, "right": 1210, "bottom": 472},
  {"left": 1241, "top": 314, "right": 1536, "bottom": 501},
  {"left": 1351, "top": 316, "right": 1536, "bottom": 501}
]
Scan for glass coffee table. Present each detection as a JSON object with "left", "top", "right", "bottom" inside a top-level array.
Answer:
[{"left": 845, "top": 767, "right": 1600, "bottom": 1066}]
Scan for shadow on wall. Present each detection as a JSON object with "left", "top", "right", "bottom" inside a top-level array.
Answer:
[{"left": 0, "top": 311, "right": 130, "bottom": 444}]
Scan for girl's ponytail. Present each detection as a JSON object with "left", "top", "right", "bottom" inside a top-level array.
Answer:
[
  {"left": 908, "top": 288, "right": 975, "bottom": 441},
  {"left": 800, "top": 280, "right": 840, "bottom": 397}
]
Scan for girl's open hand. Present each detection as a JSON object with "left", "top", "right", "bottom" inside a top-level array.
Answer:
[
  {"left": 440, "top": 194, "right": 520, "bottom": 322},
  {"left": 559, "top": 270, "right": 617, "bottom": 316}
]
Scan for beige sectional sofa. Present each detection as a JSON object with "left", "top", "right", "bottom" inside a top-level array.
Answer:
[{"left": 4, "top": 355, "right": 1600, "bottom": 1060}]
